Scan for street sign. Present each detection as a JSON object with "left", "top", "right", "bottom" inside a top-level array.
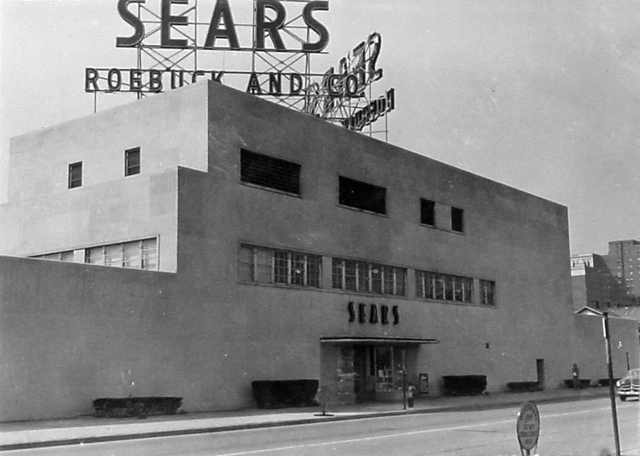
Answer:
[{"left": 516, "top": 401, "right": 540, "bottom": 455}]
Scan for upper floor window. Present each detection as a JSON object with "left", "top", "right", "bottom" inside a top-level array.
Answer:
[
  {"left": 68, "top": 162, "right": 82, "bottom": 189},
  {"left": 125, "top": 147, "right": 141, "bottom": 176},
  {"left": 480, "top": 279, "right": 496, "bottom": 306},
  {"left": 451, "top": 207, "right": 464, "bottom": 233},
  {"left": 416, "top": 270, "right": 474, "bottom": 303},
  {"left": 338, "top": 176, "right": 386, "bottom": 215},
  {"left": 240, "top": 149, "right": 301, "bottom": 195},
  {"left": 420, "top": 198, "right": 436, "bottom": 226},
  {"left": 332, "top": 258, "right": 406, "bottom": 296},
  {"left": 239, "top": 244, "right": 321, "bottom": 288}
]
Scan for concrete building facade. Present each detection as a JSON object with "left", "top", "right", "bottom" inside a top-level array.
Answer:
[{"left": 1, "top": 81, "right": 637, "bottom": 422}]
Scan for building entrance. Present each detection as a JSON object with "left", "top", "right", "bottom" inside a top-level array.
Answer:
[
  {"left": 351, "top": 345, "right": 407, "bottom": 402},
  {"left": 322, "top": 336, "right": 438, "bottom": 404}
]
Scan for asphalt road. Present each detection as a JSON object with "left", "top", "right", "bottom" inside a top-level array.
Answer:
[{"left": 5, "top": 398, "right": 640, "bottom": 456}]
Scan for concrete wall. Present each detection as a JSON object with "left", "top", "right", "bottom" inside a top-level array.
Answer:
[
  {"left": 7, "top": 83, "right": 208, "bottom": 203},
  {"left": 0, "top": 256, "right": 176, "bottom": 421},
  {"left": 571, "top": 315, "right": 638, "bottom": 382},
  {"left": 0, "top": 168, "right": 179, "bottom": 272}
]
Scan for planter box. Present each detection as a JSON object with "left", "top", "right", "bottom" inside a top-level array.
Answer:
[
  {"left": 563, "top": 379, "right": 592, "bottom": 389},
  {"left": 252, "top": 380, "right": 319, "bottom": 409},
  {"left": 442, "top": 375, "right": 487, "bottom": 396},
  {"left": 507, "top": 381, "right": 542, "bottom": 393},
  {"left": 92, "top": 397, "right": 182, "bottom": 418}
]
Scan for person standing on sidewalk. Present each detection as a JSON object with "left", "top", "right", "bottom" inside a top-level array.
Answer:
[
  {"left": 572, "top": 363, "right": 580, "bottom": 390},
  {"left": 407, "top": 383, "right": 416, "bottom": 407}
]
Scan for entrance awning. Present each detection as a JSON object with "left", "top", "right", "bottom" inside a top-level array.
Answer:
[{"left": 320, "top": 336, "right": 440, "bottom": 346}]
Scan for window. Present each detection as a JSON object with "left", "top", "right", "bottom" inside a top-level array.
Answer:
[
  {"left": 240, "top": 149, "right": 301, "bottom": 195},
  {"left": 33, "top": 251, "right": 74, "bottom": 262},
  {"left": 125, "top": 147, "right": 141, "bottom": 176},
  {"left": 332, "top": 258, "right": 405, "bottom": 296},
  {"left": 68, "top": 162, "right": 82, "bottom": 189},
  {"left": 451, "top": 207, "right": 464, "bottom": 233},
  {"left": 239, "top": 244, "right": 321, "bottom": 287},
  {"left": 420, "top": 199, "right": 436, "bottom": 226},
  {"left": 338, "top": 176, "right": 386, "bottom": 215},
  {"left": 480, "top": 280, "right": 496, "bottom": 306},
  {"left": 85, "top": 238, "right": 158, "bottom": 270},
  {"left": 33, "top": 239, "right": 158, "bottom": 270},
  {"left": 416, "top": 270, "right": 474, "bottom": 303}
]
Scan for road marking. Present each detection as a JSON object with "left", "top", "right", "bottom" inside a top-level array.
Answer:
[
  {"left": 215, "top": 419, "right": 516, "bottom": 455},
  {"left": 215, "top": 404, "right": 621, "bottom": 455}
]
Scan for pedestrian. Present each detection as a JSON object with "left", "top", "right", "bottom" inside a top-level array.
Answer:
[
  {"left": 572, "top": 363, "right": 580, "bottom": 390},
  {"left": 407, "top": 382, "right": 416, "bottom": 408}
]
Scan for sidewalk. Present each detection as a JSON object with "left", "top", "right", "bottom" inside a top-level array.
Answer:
[{"left": 0, "top": 387, "right": 611, "bottom": 451}]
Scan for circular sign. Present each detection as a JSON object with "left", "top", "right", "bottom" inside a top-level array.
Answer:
[{"left": 516, "top": 401, "right": 540, "bottom": 452}]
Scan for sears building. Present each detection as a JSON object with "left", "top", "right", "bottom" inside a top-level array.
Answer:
[{"left": 1, "top": 81, "right": 636, "bottom": 421}]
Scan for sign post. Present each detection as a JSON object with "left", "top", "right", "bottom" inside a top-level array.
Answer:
[{"left": 516, "top": 401, "right": 540, "bottom": 456}]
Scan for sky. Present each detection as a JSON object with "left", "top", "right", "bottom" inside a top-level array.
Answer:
[{"left": 1, "top": 0, "right": 639, "bottom": 256}]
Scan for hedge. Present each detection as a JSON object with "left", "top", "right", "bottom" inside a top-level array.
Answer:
[
  {"left": 252, "top": 380, "right": 319, "bottom": 409},
  {"left": 92, "top": 397, "right": 182, "bottom": 418},
  {"left": 506, "top": 381, "right": 542, "bottom": 393},
  {"left": 563, "top": 379, "right": 592, "bottom": 389},
  {"left": 442, "top": 375, "right": 487, "bottom": 396}
]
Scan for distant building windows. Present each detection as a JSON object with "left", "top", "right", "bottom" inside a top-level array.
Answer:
[
  {"left": 420, "top": 199, "right": 436, "bottom": 226},
  {"left": 240, "top": 149, "right": 301, "bottom": 195},
  {"left": 125, "top": 147, "right": 141, "bottom": 176},
  {"left": 416, "top": 270, "right": 474, "bottom": 303},
  {"left": 239, "top": 244, "right": 321, "bottom": 287},
  {"left": 451, "top": 207, "right": 464, "bottom": 233},
  {"left": 68, "top": 162, "right": 83, "bottom": 189},
  {"left": 338, "top": 176, "right": 387, "bottom": 215},
  {"left": 332, "top": 258, "right": 405, "bottom": 296},
  {"left": 480, "top": 280, "right": 496, "bottom": 306},
  {"left": 85, "top": 238, "right": 158, "bottom": 270}
]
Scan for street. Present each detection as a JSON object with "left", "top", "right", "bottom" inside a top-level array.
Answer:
[{"left": 5, "top": 398, "right": 640, "bottom": 456}]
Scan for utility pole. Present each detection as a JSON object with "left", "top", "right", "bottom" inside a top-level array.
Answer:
[{"left": 603, "top": 312, "right": 621, "bottom": 456}]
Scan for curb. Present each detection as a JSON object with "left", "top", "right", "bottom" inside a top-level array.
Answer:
[{"left": 0, "top": 392, "right": 610, "bottom": 452}]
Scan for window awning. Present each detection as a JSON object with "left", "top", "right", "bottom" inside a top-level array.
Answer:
[{"left": 320, "top": 336, "right": 440, "bottom": 346}]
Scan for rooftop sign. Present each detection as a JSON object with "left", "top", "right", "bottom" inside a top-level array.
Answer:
[
  {"left": 115, "top": 0, "right": 329, "bottom": 52},
  {"left": 85, "top": 0, "right": 394, "bottom": 134}
]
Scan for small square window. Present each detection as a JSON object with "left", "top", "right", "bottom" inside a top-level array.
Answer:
[
  {"left": 68, "top": 162, "right": 82, "bottom": 189},
  {"left": 125, "top": 148, "right": 141, "bottom": 176}
]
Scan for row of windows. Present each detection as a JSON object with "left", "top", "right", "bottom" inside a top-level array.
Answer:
[
  {"left": 239, "top": 244, "right": 496, "bottom": 306},
  {"left": 239, "top": 245, "right": 322, "bottom": 287},
  {"left": 32, "top": 238, "right": 158, "bottom": 271},
  {"left": 240, "top": 149, "right": 465, "bottom": 233},
  {"left": 68, "top": 148, "right": 140, "bottom": 189},
  {"left": 331, "top": 258, "right": 406, "bottom": 296}
]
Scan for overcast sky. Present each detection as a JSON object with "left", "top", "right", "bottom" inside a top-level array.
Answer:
[{"left": 1, "top": 0, "right": 639, "bottom": 255}]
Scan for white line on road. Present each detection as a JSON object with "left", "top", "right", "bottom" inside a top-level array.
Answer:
[{"left": 215, "top": 404, "right": 620, "bottom": 456}]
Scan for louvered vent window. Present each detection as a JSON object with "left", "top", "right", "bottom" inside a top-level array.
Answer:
[
  {"left": 420, "top": 198, "right": 436, "bottom": 226},
  {"left": 338, "top": 176, "right": 386, "bottom": 215},
  {"left": 451, "top": 207, "right": 464, "bottom": 233},
  {"left": 240, "top": 149, "right": 301, "bottom": 195}
]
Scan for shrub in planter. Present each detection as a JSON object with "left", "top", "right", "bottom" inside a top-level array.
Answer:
[
  {"left": 563, "top": 379, "right": 591, "bottom": 389},
  {"left": 252, "top": 380, "right": 319, "bottom": 409},
  {"left": 442, "top": 375, "right": 487, "bottom": 396},
  {"left": 506, "top": 381, "right": 541, "bottom": 393},
  {"left": 598, "top": 378, "right": 620, "bottom": 387},
  {"left": 92, "top": 397, "right": 182, "bottom": 418}
]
